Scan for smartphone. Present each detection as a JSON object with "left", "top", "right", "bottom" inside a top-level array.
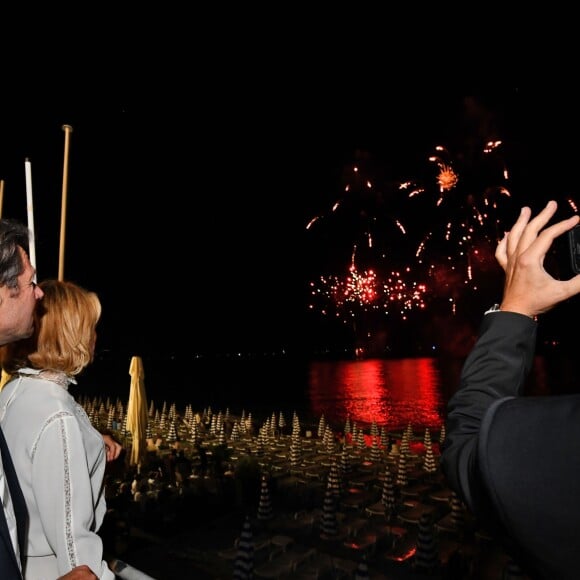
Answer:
[
  {"left": 549, "top": 224, "right": 580, "bottom": 279},
  {"left": 568, "top": 224, "right": 580, "bottom": 275}
]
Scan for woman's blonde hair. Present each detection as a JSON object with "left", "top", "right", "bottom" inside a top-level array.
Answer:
[{"left": 1, "top": 279, "right": 101, "bottom": 376}]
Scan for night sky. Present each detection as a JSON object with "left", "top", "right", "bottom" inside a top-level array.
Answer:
[{"left": 1, "top": 88, "right": 580, "bottom": 360}]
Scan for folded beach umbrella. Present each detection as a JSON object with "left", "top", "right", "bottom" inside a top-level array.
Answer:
[
  {"left": 127, "top": 355, "right": 149, "bottom": 470},
  {"left": 0, "top": 370, "right": 11, "bottom": 390},
  {"left": 320, "top": 478, "right": 339, "bottom": 539},
  {"left": 257, "top": 475, "right": 274, "bottom": 521},
  {"left": 381, "top": 465, "right": 397, "bottom": 519},
  {"left": 233, "top": 516, "right": 255, "bottom": 579},
  {"left": 413, "top": 511, "right": 439, "bottom": 573},
  {"left": 354, "top": 554, "right": 370, "bottom": 580}
]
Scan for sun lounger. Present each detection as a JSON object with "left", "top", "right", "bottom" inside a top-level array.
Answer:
[
  {"left": 291, "top": 551, "right": 333, "bottom": 579},
  {"left": 398, "top": 502, "right": 438, "bottom": 524},
  {"left": 254, "top": 543, "right": 317, "bottom": 579},
  {"left": 383, "top": 532, "right": 418, "bottom": 563}
]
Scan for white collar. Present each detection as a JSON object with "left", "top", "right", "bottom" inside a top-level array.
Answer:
[{"left": 17, "top": 367, "right": 77, "bottom": 389}]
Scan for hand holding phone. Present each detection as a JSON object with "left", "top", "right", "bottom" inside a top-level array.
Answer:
[
  {"left": 547, "top": 223, "right": 580, "bottom": 279},
  {"left": 567, "top": 224, "right": 580, "bottom": 275}
]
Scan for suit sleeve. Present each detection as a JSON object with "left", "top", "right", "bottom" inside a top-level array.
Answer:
[
  {"left": 440, "top": 311, "right": 537, "bottom": 513},
  {"left": 31, "top": 412, "right": 114, "bottom": 579}
]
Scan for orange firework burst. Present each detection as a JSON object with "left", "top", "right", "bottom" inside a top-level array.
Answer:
[{"left": 437, "top": 164, "right": 459, "bottom": 193}]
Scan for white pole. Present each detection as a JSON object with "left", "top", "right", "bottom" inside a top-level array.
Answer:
[{"left": 24, "top": 158, "right": 37, "bottom": 279}]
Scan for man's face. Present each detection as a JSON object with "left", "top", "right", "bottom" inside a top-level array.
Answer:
[{"left": 0, "top": 247, "right": 44, "bottom": 346}]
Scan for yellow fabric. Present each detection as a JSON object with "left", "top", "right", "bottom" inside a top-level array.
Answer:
[
  {"left": 127, "top": 356, "right": 148, "bottom": 468},
  {"left": 0, "top": 370, "right": 11, "bottom": 391}
]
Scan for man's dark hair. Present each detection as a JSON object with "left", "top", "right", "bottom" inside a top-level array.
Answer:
[{"left": 0, "top": 218, "right": 30, "bottom": 292}]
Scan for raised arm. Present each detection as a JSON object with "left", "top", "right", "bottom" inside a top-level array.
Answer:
[{"left": 441, "top": 201, "right": 580, "bottom": 512}]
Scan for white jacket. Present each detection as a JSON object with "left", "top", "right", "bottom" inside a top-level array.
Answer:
[{"left": 0, "top": 368, "right": 114, "bottom": 579}]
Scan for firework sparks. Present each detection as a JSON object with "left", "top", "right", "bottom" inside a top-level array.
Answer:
[
  {"left": 309, "top": 261, "right": 428, "bottom": 324},
  {"left": 306, "top": 98, "right": 580, "bottom": 357},
  {"left": 343, "top": 264, "right": 378, "bottom": 305},
  {"left": 307, "top": 114, "right": 538, "bottom": 355},
  {"left": 405, "top": 137, "right": 517, "bottom": 298},
  {"left": 436, "top": 164, "right": 459, "bottom": 194}
]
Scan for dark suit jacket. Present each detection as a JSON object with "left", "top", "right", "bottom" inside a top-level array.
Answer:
[
  {"left": 0, "top": 426, "right": 26, "bottom": 580},
  {"left": 441, "top": 311, "right": 580, "bottom": 580}
]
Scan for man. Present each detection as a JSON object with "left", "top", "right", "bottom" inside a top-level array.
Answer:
[
  {"left": 0, "top": 218, "right": 121, "bottom": 579},
  {"left": 441, "top": 201, "right": 580, "bottom": 580}
]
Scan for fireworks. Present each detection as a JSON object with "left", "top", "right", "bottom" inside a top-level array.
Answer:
[
  {"left": 309, "top": 261, "right": 427, "bottom": 324},
  {"left": 343, "top": 265, "right": 378, "bottom": 305},
  {"left": 404, "top": 137, "right": 519, "bottom": 296},
  {"left": 381, "top": 272, "right": 427, "bottom": 317},
  {"left": 305, "top": 98, "right": 580, "bottom": 358},
  {"left": 307, "top": 138, "right": 516, "bottom": 319},
  {"left": 304, "top": 96, "right": 580, "bottom": 357},
  {"left": 436, "top": 164, "right": 459, "bottom": 195}
]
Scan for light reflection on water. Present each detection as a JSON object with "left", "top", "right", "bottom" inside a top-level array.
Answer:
[
  {"left": 84, "top": 351, "right": 573, "bottom": 435},
  {"left": 307, "top": 353, "right": 573, "bottom": 433},
  {"left": 308, "top": 358, "right": 445, "bottom": 432}
]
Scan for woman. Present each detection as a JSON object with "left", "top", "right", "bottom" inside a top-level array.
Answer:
[{"left": 0, "top": 279, "right": 114, "bottom": 579}]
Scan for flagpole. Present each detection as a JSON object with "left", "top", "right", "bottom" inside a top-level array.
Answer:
[
  {"left": 24, "top": 158, "right": 37, "bottom": 279},
  {"left": 59, "top": 124, "right": 73, "bottom": 281},
  {"left": 0, "top": 179, "right": 4, "bottom": 218}
]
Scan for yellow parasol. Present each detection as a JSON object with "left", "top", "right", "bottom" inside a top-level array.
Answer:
[
  {"left": 126, "top": 355, "right": 149, "bottom": 470},
  {"left": 0, "top": 371, "right": 10, "bottom": 390}
]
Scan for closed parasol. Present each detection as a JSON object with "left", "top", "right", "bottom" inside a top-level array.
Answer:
[
  {"left": 127, "top": 355, "right": 149, "bottom": 469},
  {"left": 0, "top": 370, "right": 11, "bottom": 390}
]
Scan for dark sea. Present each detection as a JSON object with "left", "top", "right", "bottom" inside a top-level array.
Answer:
[{"left": 76, "top": 348, "right": 580, "bottom": 435}]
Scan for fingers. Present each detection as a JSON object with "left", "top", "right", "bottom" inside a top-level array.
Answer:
[
  {"left": 500, "top": 201, "right": 563, "bottom": 262},
  {"left": 531, "top": 214, "right": 580, "bottom": 266},
  {"left": 505, "top": 206, "right": 532, "bottom": 257},
  {"left": 530, "top": 200, "right": 558, "bottom": 229},
  {"left": 102, "top": 434, "right": 123, "bottom": 462},
  {"left": 57, "top": 565, "right": 98, "bottom": 580},
  {"left": 518, "top": 200, "right": 559, "bottom": 252},
  {"left": 547, "top": 214, "right": 580, "bottom": 237},
  {"left": 559, "top": 273, "right": 580, "bottom": 297},
  {"left": 106, "top": 440, "right": 122, "bottom": 462},
  {"left": 495, "top": 206, "right": 533, "bottom": 271},
  {"left": 495, "top": 232, "right": 508, "bottom": 270}
]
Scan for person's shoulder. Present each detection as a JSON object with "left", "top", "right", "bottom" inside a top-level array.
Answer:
[{"left": 13, "top": 375, "right": 75, "bottom": 413}]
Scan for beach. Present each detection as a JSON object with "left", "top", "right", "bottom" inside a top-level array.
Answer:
[{"left": 98, "top": 412, "right": 525, "bottom": 580}]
